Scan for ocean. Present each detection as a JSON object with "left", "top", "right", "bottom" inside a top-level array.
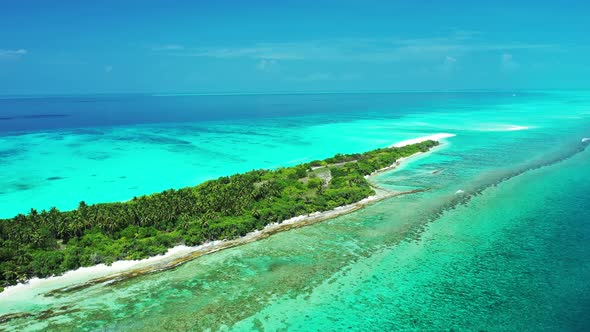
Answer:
[{"left": 1, "top": 91, "right": 589, "bottom": 331}]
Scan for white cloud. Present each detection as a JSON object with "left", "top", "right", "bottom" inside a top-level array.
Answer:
[
  {"left": 158, "top": 32, "right": 553, "bottom": 64},
  {"left": 501, "top": 53, "right": 518, "bottom": 71},
  {"left": 175, "top": 46, "right": 303, "bottom": 60},
  {"left": 288, "top": 72, "right": 361, "bottom": 82},
  {"left": 441, "top": 55, "right": 458, "bottom": 73},
  {"left": 290, "top": 72, "right": 335, "bottom": 81},
  {"left": 0, "top": 49, "right": 27, "bottom": 57},
  {"left": 256, "top": 59, "right": 278, "bottom": 71},
  {"left": 444, "top": 55, "right": 457, "bottom": 64},
  {"left": 151, "top": 44, "right": 185, "bottom": 51}
]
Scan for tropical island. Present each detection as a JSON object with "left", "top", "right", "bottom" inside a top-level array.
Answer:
[{"left": 0, "top": 140, "right": 438, "bottom": 292}]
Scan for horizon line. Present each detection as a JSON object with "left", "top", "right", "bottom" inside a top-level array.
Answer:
[{"left": 0, "top": 88, "right": 586, "bottom": 99}]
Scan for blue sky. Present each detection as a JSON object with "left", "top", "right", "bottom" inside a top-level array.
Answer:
[{"left": 0, "top": 0, "right": 589, "bottom": 94}]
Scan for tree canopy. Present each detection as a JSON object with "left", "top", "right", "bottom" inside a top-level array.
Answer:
[{"left": 0, "top": 140, "right": 438, "bottom": 289}]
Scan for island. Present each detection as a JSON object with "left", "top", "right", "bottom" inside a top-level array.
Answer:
[{"left": 0, "top": 140, "right": 439, "bottom": 291}]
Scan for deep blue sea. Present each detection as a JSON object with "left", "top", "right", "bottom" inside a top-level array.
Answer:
[{"left": 1, "top": 91, "right": 589, "bottom": 331}]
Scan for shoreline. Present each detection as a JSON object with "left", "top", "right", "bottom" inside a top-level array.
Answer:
[
  {"left": 0, "top": 133, "right": 454, "bottom": 300},
  {"left": 390, "top": 133, "right": 455, "bottom": 148}
]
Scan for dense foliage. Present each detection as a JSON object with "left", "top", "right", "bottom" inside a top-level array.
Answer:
[{"left": 0, "top": 140, "right": 437, "bottom": 289}]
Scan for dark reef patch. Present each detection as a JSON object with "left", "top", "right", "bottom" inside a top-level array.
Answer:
[
  {"left": 194, "top": 127, "right": 276, "bottom": 137},
  {"left": 36, "top": 306, "right": 81, "bottom": 320},
  {"left": 0, "top": 148, "right": 24, "bottom": 160},
  {"left": 86, "top": 152, "right": 111, "bottom": 160},
  {"left": 46, "top": 176, "right": 65, "bottom": 181},
  {"left": 166, "top": 144, "right": 197, "bottom": 152},
  {"left": 14, "top": 183, "right": 35, "bottom": 191},
  {"left": 65, "top": 142, "right": 84, "bottom": 149},
  {"left": 47, "top": 134, "right": 65, "bottom": 141},
  {"left": 0, "top": 114, "right": 70, "bottom": 121},
  {"left": 69, "top": 128, "right": 106, "bottom": 136},
  {"left": 0, "top": 312, "right": 33, "bottom": 324},
  {"left": 114, "top": 134, "right": 192, "bottom": 146}
]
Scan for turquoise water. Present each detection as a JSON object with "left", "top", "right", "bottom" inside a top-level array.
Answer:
[
  {"left": 1, "top": 91, "right": 589, "bottom": 330},
  {"left": 1, "top": 91, "right": 567, "bottom": 217}
]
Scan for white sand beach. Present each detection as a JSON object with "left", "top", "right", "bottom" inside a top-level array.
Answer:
[{"left": 391, "top": 133, "right": 456, "bottom": 147}]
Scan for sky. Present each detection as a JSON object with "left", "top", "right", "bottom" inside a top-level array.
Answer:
[{"left": 0, "top": 0, "right": 589, "bottom": 94}]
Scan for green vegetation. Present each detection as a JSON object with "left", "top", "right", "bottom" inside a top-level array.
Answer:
[{"left": 0, "top": 140, "right": 437, "bottom": 289}]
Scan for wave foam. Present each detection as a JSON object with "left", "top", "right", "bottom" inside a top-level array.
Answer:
[
  {"left": 475, "top": 125, "right": 531, "bottom": 132},
  {"left": 504, "top": 125, "right": 530, "bottom": 131}
]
